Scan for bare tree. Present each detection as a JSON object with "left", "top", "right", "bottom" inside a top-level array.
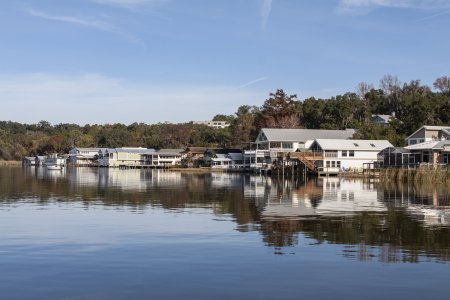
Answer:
[
  {"left": 380, "top": 74, "right": 401, "bottom": 96},
  {"left": 356, "top": 82, "right": 374, "bottom": 101},
  {"left": 433, "top": 76, "right": 450, "bottom": 94}
]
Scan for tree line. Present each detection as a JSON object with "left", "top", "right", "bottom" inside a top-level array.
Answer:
[{"left": 0, "top": 75, "right": 449, "bottom": 160}]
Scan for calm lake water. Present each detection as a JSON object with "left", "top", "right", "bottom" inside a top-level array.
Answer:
[{"left": 0, "top": 167, "right": 449, "bottom": 300}]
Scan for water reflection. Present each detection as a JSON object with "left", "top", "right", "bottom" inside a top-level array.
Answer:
[{"left": 1, "top": 167, "right": 449, "bottom": 262}]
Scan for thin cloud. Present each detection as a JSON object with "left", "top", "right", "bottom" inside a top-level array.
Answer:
[
  {"left": 416, "top": 9, "right": 450, "bottom": 21},
  {"left": 92, "top": 0, "right": 170, "bottom": 9},
  {"left": 27, "top": 8, "right": 112, "bottom": 30},
  {"left": 238, "top": 77, "right": 269, "bottom": 89},
  {"left": 337, "top": 0, "right": 450, "bottom": 14},
  {"left": 0, "top": 73, "right": 264, "bottom": 124},
  {"left": 261, "top": 0, "right": 273, "bottom": 30},
  {"left": 26, "top": 8, "right": 145, "bottom": 46}
]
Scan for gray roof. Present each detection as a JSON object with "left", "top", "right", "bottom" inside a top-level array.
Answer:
[
  {"left": 372, "top": 115, "right": 393, "bottom": 123},
  {"left": 110, "top": 147, "right": 156, "bottom": 154},
  {"left": 156, "top": 149, "right": 184, "bottom": 154},
  {"left": 72, "top": 147, "right": 104, "bottom": 151},
  {"left": 313, "top": 139, "right": 393, "bottom": 151},
  {"left": 407, "top": 140, "right": 450, "bottom": 150},
  {"left": 259, "top": 128, "right": 356, "bottom": 142}
]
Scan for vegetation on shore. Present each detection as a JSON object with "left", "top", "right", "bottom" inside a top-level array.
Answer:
[
  {"left": 0, "top": 75, "right": 449, "bottom": 160},
  {"left": 379, "top": 167, "right": 450, "bottom": 185}
]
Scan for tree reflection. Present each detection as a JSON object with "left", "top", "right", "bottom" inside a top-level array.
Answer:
[{"left": 1, "top": 167, "right": 449, "bottom": 262}]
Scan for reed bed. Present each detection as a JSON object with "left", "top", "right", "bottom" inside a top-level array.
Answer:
[{"left": 379, "top": 166, "right": 450, "bottom": 185}]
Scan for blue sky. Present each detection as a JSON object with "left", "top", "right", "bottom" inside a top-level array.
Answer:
[{"left": 0, "top": 0, "right": 449, "bottom": 125}]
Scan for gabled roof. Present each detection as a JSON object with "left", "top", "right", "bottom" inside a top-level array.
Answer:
[
  {"left": 258, "top": 128, "right": 356, "bottom": 142},
  {"left": 406, "top": 125, "right": 450, "bottom": 140},
  {"left": 313, "top": 139, "right": 393, "bottom": 151},
  {"left": 372, "top": 115, "right": 393, "bottom": 123},
  {"left": 378, "top": 147, "right": 410, "bottom": 155}
]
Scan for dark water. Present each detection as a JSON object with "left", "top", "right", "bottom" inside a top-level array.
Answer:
[{"left": 0, "top": 167, "right": 449, "bottom": 300}]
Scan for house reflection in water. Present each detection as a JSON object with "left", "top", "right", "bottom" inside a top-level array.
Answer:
[
  {"left": 247, "top": 177, "right": 386, "bottom": 219},
  {"left": 244, "top": 176, "right": 450, "bottom": 261}
]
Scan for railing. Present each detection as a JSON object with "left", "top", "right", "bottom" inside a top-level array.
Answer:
[{"left": 288, "top": 152, "right": 323, "bottom": 159}]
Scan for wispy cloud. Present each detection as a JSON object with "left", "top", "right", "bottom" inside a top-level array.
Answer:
[
  {"left": 337, "top": 0, "right": 450, "bottom": 14},
  {"left": 416, "top": 9, "right": 450, "bottom": 21},
  {"left": 28, "top": 8, "right": 112, "bottom": 30},
  {"left": 26, "top": 8, "right": 145, "bottom": 46},
  {"left": 238, "top": 77, "right": 269, "bottom": 89},
  {"left": 92, "top": 0, "right": 170, "bottom": 9},
  {"left": 261, "top": 0, "right": 273, "bottom": 30},
  {"left": 0, "top": 73, "right": 264, "bottom": 124}
]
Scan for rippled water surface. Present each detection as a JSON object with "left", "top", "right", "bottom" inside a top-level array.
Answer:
[{"left": 1, "top": 167, "right": 449, "bottom": 299}]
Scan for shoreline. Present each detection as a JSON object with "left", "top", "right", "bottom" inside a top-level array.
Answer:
[{"left": 0, "top": 160, "right": 21, "bottom": 166}]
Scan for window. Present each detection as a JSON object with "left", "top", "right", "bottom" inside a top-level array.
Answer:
[
  {"left": 282, "top": 142, "right": 293, "bottom": 149},
  {"left": 325, "top": 151, "right": 338, "bottom": 158},
  {"left": 326, "top": 161, "right": 330, "bottom": 167},
  {"left": 331, "top": 161, "right": 336, "bottom": 167},
  {"left": 342, "top": 151, "right": 347, "bottom": 157},
  {"left": 337, "top": 161, "right": 341, "bottom": 168},
  {"left": 349, "top": 150, "right": 355, "bottom": 157}
]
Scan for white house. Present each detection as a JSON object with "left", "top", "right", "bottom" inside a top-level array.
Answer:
[
  {"left": 69, "top": 147, "right": 103, "bottom": 165},
  {"left": 309, "top": 139, "right": 393, "bottom": 173},
  {"left": 209, "top": 153, "right": 244, "bottom": 169},
  {"left": 98, "top": 148, "right": 184, "bottom": 167},
  {"left": 193, "top": 120, "right": 230, "bottom": 129},
  {"left": 98, "top": 147, "right": 156, "bottom": 167},
  {"left": 145, "top": 149, "right": 184, "bottom": 167},
  {"left": 244, "top": 128, "right": 356, "bottom": 170},
  {"left": 44, "top": 153, "right": 66, "bottom": 166},
  {"left": 254, "top": 128, "right": 356, "bottom": 152}
]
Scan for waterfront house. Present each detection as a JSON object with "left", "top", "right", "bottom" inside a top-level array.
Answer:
[
  {"left": 244, "top": 128, "right": 356, "bottom": 171},
  {"left": 309, "top": 139, "right": 393, "bottom": 173},
  {"left": 98, "top": 147, "right": 156, "bottom": 167},
  {"left": 254, "top": 128, "right": 356, "bottom": 152},
  {"left": 406, "top": 125, "right": 450, "bottom": 145},
  {"left": 35, "top": 156, "right": 46, "bottom": 166},
  {"left": 144, "top": 149, "right": 184, "bottom": 167},
  {"left": 377, "top": 147, "right": 416, "bottom": 167},
  {"left": 69, "top": 147, "right": 103, "bottom": 165},
  {"left": 22, "top": 157, "right": 37, "bottom": 166},
  {"left": 405, "top": 140, "right": 450, "bottom": 165},
  {"left": 44, "top": 153, "right": 66, "bottom": 166},
  {"left": 207, "top": 152, "right": 244, "bottom": 169},
  {"left": 182, "top": 147, "right": 209, "bottom": 167}
]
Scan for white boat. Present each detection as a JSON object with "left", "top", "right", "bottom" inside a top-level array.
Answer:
[{"left": 46, "top": 164, "right": 62, "bottom": 171}]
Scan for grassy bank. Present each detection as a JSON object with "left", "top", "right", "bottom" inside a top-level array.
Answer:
[
  {"left": 379, "top": 167, "right": 450, "bottom": 185},
  {"left": 0, "top": 160, "right": 21, "bottom": 166}
]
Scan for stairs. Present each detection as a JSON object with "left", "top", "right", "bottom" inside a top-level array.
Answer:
[{"left": 288, "top": 152, "right": 318, "bottom": 173}]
